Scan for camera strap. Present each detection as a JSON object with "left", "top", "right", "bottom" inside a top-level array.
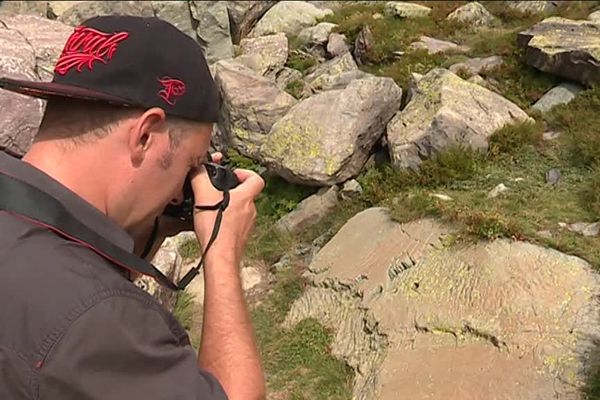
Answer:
[{"left": 0, "top": 170, "right": 226, "bottom": 292}]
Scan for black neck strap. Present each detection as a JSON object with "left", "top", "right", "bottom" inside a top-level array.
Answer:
[{"left": 0, "top": 171, "right": 227, "bottom": 291}]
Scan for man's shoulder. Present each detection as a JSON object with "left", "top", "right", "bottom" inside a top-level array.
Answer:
[{"left": 0, "top": 211, "right": 186, "bottom": 365}]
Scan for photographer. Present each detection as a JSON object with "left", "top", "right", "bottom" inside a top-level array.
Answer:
[{"left": 0, "top": 16, "right": 265, "bottom": 400}]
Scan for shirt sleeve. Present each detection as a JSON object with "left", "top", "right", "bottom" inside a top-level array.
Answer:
[{"left": 38, "top": 294, "right": 228, "bottom": 400}]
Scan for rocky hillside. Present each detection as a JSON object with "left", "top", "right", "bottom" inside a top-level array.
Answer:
[{"left": 2, "top": 1, "right": 600, "bottom": 399}]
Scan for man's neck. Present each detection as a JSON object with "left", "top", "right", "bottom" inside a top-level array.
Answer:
[{"left": 23, "top": 141, "right": 110, "bottom": 216}]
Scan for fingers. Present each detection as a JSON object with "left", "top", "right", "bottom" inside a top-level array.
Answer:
[
  {"left": 210, "top": 152, "right": 223, "bottom": 164},
  {"left": 233, "top": 168, "right": 265, "bottom": 195}
]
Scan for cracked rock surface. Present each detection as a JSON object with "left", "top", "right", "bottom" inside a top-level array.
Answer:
[{"left": 285, "top": 207, "right": 600, "bottom": 400}]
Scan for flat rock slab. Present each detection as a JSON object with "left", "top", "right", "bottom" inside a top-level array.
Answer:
[
  {"left": 518, "top": 17, "right": 600, "bottom": 87},
  {"left": 409, "top": 35, "right": 470, "bottom": 55},
  {"left": 275, "top": 186, "right": 339, "bottom": 234},
  {"left": 249, "top": 1, "right": 333, "bottom": 38},
  {"left": 506, "top": 0, "right": 559, "bottom": 15},
  {"left": 285, "top": 207, "right": 600, "bottom": 400},
  {"left": 449, "top": 55, "right": 503, "bottom": 76},
  {"left": 236, "top": 33, "right": 289, "bottom": 76},
  {"left": 532, "top": 82, "right": 584, "bottom": 113}
]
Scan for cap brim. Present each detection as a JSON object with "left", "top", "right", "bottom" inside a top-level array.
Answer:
[{"left": 0, "top": 77, "right": 135, "bottom": 107}]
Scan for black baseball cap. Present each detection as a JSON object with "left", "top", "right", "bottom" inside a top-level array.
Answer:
[{"left": 0, "top": 15, "right": 219, "bottom": 122}]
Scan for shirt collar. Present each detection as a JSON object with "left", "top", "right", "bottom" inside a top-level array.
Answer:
[{"left": 0, "top": 152, "right": 134, "bottom": 253}]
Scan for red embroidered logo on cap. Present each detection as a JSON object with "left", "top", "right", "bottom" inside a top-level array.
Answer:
[
  {"left": 54, "top": 26, "right": 129, "bottom": 75},
  {"left": 157, "top": 76, "right": 186, "bottom": 106}
]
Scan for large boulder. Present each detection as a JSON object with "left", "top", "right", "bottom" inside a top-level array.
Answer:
[
  {"left": 0, "top": 18, "right": 44, "bottom": 155},
  {"left": 0, "top": 0, "right": 48, "bottom": 17},
  {"left": 249, "top": 1, "right": 333, "bottom": 38},
  {"left": 384, "top": 2, "right": 431, "bottom": 18},
  {"left": 285, "top": 207, "right": 600, "bottom": 400},
  {"left": 214, "top": 61, "right": 297, "bottom": 158},
  {"left": 590, "top": 10, "right": 600, "bottom": 22},
  {"left": 1, "top": 14, "right": 72, "bottom": 81},
  {"left": 506, "top": 1, "right": 559, "bottom": 15},
  {"left": 151, "top": 1, "right": 196, "bottom": 40},
  {"left": 0, "top": 15, "right": 71, "bottom": 154},
  {"left": 260, "top": 76, "right": 402, "bottom": 186},
  {"left": 387, "top": 68, "right": 532, "bottom": 170},
  {"left": 57, "top": 1, "right": 153, "bottom": 27},
  {"left": 304, "top": 51, "right": 362, "bottom": 91},
  {"left": 189, "top": 1, "right": 234, "bottom": 64},
  {"left": 298, "top": 22, "right": 338, "bottom": 45},
  {"left": 517, "top": 17, "right": 600, "bottom": 87},
  {"left": 235, "top": 33, "right": 288, "bottom": 76},
  {"left": 446, "top": 2, "right": 498, "bottom": 27},
  {"left": 226, "top": 1, "right": 277, "bottom": 43}
]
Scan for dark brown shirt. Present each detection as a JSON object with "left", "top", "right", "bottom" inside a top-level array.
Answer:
[{"left": 0, "top": 152, "right": 227, "bottom": 400}]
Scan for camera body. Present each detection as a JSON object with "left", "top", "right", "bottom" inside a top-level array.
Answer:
[{"left": 163, "top": 162, "right": 239, "bottom": 222}]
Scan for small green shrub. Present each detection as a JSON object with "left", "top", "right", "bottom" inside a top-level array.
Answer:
[
  {"left": 178, "top": 238, "right": 200, "bottom": 261},
  {"left": 488, "top": 121, "right": 543, "bottom": 156},
  {"left": 417, "top": 146, "right": 485, "bottom": 187},
  {"left": 285, "top": 79, "right": 306, "bottom": 99},
  {"left": 286, "top": 51, "right": 317, "bottom": 74}
]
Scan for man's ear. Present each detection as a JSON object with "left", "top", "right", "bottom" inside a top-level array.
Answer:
[{"left": 128, "top": 107, "right": 167, "bottom": 166}]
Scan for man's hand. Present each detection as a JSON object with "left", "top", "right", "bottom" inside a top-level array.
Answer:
[{"left": 190, "top": 162, "right": 264, "bottom": 266}]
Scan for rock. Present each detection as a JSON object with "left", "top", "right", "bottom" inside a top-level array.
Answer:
[
  {"left": 304, "top": 52, "right": 359, "bottom": 91},
  {"left": 227, "top": 1, "right": 277, "bottom": 43},
  {"left": 446, "top": 2, "right": 498, "bottom": 27},
  {"left": 298, "top": 22, "right": 338, "bottom": 45},
  {"left": 560, "top": 221, "right": 600, "bottom": 237},
  {"left": 537, "top": 229, "right": 553, "bottom": 239},
  {"left": 387, "top": 68, "right": 532, "bottom": 170},
  {"left": 589, "top": 10, "right": 600, "bottom": 22},
  {"left": 353, "top": 25, "right": 374, "bottom": 65},
  {"left": 249, "top": 1, "right": 333, "bottom": 38},
  {"left": 285, "top": 208, "right": 600, "bottom": 400},
  {"left": 0, "top": 0, "right": 47, "bottom": 17},
  {"left": 1, "top": 14, "right": 73, "bottom": 81},
  {"left": 546, "top": 168, "right": 561, "bottom": 184},
  {"left": 506, "top": 1, "right": 559, "bottom": 15},
  {"left": 151, "top": 1, "right": 196, "bottom": 40},
  {"left": 372, "top": 12, "right": 384, "bottom": 20},
  {"left": 487, "top": 183, "right": 508, "bottom": 198},
  {"left": 58, "top": 1, "right": 153, "bottom": 27},
  {"left": 449, "top": 56, "right": 503, "bottom": 76},
  {"left": 0, "top": 18, "right": 44, "bottom": 155},
  {"left": 531, "top": 82, "right": 584, "bottom": 113},
  {"left": 274, "top": 67, "right": 303, "bottom": 90},
  {"left": 261, "top": 77, "right": 402, "bottom": 186},
  {"left": 275, "top": 186, "right": 340, "bottom": 234},
  {"left": 241, "top": 267, "right": 263, "bottom": 291},
  {"left": 47, "top": 1, "right": 82, "bottom": 18},
  {"left": 409, "top": 36, "right": 471, "bottom": 55},
  {"left": 340, "top": 179, "right": 363, "bottom": 200},
  {"left": 134, "top": 234, "right": 187, "bottom": 311},
  {"left": 542, "top": 130, "right": 561, "bottom": 140},
  {"left": 214, "top": 60, "right": 297, "bottom": 158},
  {"left": 517, "top": 17, "right": 600, "bottom": 87},
  {"left": 384, "top": 2, "right": 431, "bottom": 18},
  {"left": 467, "top": 74, "right": 486, "bottom": 86},
  {"left": 236, "top": 33, "right": 288, "bottom": 76},
  {"left": 189, "top": 1, "right": 234, "bottom": 64},
  {"left": 430, "top": 193, "right": 453, "bottom": 201},
  {"left": 327, "top": 32, "right": 350, "bottom": 58}
]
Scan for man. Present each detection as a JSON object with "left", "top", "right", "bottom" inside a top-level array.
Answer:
[{"left": 0, "top": 15, "right": 266, "bottom": 400}]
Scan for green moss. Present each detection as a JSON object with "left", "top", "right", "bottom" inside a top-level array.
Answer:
[
  {"left": 286, "top": 51, "right": 317, "bottom": 74},
  {"left": 252, "top": 269, "right": 353, "bottom": 399},
  {"left": 177, "top": 238, "right": 200, "bottom": 261},
  {"left": 285, "top": 79, "right": 306, "bottom": 99}
]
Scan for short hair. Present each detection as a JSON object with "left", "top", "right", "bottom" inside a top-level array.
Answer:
[{"left": 37, "top": 98, "right": 190, "bottom": 147}]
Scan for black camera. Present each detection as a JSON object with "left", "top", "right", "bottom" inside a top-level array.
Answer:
[{"left": 163, "top": 161, "right": 240, "bottom": 222}]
